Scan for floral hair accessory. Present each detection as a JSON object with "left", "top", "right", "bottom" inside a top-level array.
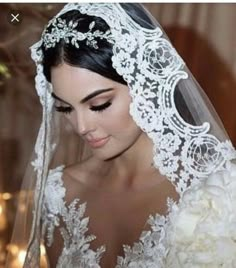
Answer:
[{"left": 42, "top": 17, "right": 115, "bottom": 49}]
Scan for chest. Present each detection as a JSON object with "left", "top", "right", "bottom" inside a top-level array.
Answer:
[
  {"left": 44, "top": 172, "right": 178, "bottom": 268},
  {"left": 79, "top": 185, "right": 174, "bottom": 258}
]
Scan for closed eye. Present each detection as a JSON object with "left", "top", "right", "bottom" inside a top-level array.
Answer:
[
  {"left": 54, "top": 101, "right": 111, "bottom": 114},
  {"left": 54, "top": 106, "right": 73, "bottom": 114},
  {"left": 90, "top": 101, "right": 112, "bottom": 112}
]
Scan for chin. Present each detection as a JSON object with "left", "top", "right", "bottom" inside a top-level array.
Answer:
[
  {"left": 92, "top": 151, "right": 118, "bottom": 162},
  {"left": 90, "top": 146, "right": 121, "bottom": 161},
  {"left": 95, "top": 145, "right": 132, "bottom": 162}
]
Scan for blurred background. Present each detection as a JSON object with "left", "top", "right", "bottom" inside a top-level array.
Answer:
[{"left": 0, "top": 3, "right": 235, "bottom": 267}]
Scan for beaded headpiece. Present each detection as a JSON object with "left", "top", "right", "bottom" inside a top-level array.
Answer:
[{"left": 42, "top": 17, "right": 115, "bottom": 49}]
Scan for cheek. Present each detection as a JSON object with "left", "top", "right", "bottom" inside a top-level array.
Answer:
[
  {"left": 100, "top": 100, "right": 139, "bottom": 135},
  {"left": 63, "top": 113, "right": 78, "bottom": 132}
]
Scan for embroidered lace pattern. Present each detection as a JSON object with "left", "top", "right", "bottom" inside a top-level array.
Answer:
[
  {"left": 42, "top": 166, "right": 174, "bottom": 267},
  {"left": 42, "top": 166, "right": 105, "bottom": 267}
]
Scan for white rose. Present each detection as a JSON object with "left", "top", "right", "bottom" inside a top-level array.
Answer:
[{"left": 166, "top": 161, "right": 236, "bottom": 267}]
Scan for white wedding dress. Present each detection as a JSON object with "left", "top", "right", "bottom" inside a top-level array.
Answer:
[{"left": 42, "top": 166, "right": 174, "bottom": 268}]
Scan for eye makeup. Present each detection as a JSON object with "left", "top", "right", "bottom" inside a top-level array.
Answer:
[
  {"left": 54, "top": 105, "right": 73, "bottom": 114},
  {"left": 54, "top": 100, "right": 112, "bottom": 114},
  {"left": 90, "top": 101, "right": 112, "bottom": 112},
  {"left": 52, "top": 90, "right": 113, "bottom": 114}
]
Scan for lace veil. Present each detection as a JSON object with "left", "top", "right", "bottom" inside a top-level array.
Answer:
[{"left": 7, "top": 3, "right": 236, "bottom": 267}]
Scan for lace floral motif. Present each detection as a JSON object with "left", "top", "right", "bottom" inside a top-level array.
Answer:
[
  {"left": 42, "top": 167, "right": 173, "bottom": 268},
  {"left": 116, "top": 215, "right": 169, "bottom": 268},
  {"left": 42, "top": 166, "right": 105, "bottom": 267},
  {"left": 42, "top": 166, "right": 66, "bottom": 246}
]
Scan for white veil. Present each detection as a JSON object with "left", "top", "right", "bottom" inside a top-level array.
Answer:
[{"left": 7, "top": 3, "right": 236, "bottom": 267}]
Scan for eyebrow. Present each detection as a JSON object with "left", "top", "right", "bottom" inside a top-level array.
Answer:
[
  {"left": 51, "top": 92, "right": 70, "bottom": 105},
  {"left": 51, "top": 88, "right": 114, "bottom": 104}
]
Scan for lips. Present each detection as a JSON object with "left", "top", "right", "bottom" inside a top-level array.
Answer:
[{"left": 86, "top": 136, "right": 109, "bottom": 148}]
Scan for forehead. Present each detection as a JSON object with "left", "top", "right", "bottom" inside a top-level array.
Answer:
[{"left": 51, "top": 63, "right": 117, "bottom": 97}]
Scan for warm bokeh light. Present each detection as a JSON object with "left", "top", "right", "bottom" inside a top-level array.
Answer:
[
  {"left": 0, "top": 200, "right": 7, "bottom": 231},
  {"left": 18, "top": 250, "right": 26, "bottom": 266},
  {"left": 6, "top": 243, "right": 48, "bottom": 267},
  {"left": 7, "top": 244, "right": 19, "bottom": 256},
  {"left": 6, "top": 244, "right": 27, "bottom": 267},
  {"left": 2, "top": 192, "right": 12, "bottom": 200},
  {"left": 40, "top": 244, "right": 46, "bottom": 255},
  {"left": 18, "top": 203, "right": 26, "bottom": 213}
]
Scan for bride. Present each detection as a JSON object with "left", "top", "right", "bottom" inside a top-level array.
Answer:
[{"left": 8, "top": 3, "right": 236, "bottom": 268}]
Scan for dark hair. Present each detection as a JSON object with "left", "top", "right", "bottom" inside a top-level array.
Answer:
[
  {"left": 41, "top": 4, "right": 195, "bottom": 125},
  {"left": 41, "top": 4, "right": 155, "bottom": 84}
]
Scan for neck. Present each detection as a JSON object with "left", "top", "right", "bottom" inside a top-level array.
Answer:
[{"left": 100, "top": 133, "right": 162, "bottom": 190}]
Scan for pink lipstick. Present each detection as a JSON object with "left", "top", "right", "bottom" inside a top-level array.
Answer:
[{"left": 87, "top": 137, "right": 109, "bottom": 148}]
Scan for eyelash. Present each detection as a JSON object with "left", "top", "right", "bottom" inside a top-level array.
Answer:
[
  {"left": 54, "top": 106, "right": 72, "bottom": 114},
  {"left": 90, "top": 101, "right": 111, "bottom": 112},
  {"left": 54, "top": 101, "right": 112, "bottom": 114}
]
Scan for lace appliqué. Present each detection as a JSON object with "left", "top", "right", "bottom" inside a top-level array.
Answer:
[
  {"left": 116, "top": 199, "right": 174, "bottom": 268},
  {"left": 42, "top": 166, "right": 105, "bottom": 268},
  {"left": 42, "top": 167, "right": 175, "bottom": 268},
  {"left": 42, "top": 166, "right": 66, "bottom": 246}
]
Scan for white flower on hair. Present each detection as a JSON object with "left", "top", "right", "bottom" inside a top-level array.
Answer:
[{"left": 165, "top": 162, "right": 236, "bottom": 267}]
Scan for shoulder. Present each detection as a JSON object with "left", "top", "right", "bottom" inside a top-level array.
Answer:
[
  {"left": 46, "top": 156, "right": 103, "bottom": 204},
  {"left": 63, "top": 155, "right": 103, "bottom": 187}
]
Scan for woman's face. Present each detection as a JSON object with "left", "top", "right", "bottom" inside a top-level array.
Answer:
[{"left": 51, "top": 63, "right": 142, "bottom": 160}]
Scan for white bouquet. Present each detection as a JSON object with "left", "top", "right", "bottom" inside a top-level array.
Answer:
[{"left": 166, "top": 162, "right": 236, "bottom": 268}]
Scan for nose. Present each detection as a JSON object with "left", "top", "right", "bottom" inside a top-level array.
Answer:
[{"left": 76, "top": 110, "right": 95, "bottom": 136}]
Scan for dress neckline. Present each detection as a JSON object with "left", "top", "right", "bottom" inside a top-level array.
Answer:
[{"left": 43, "top": 165, "right": 176, "bottom": 267}]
